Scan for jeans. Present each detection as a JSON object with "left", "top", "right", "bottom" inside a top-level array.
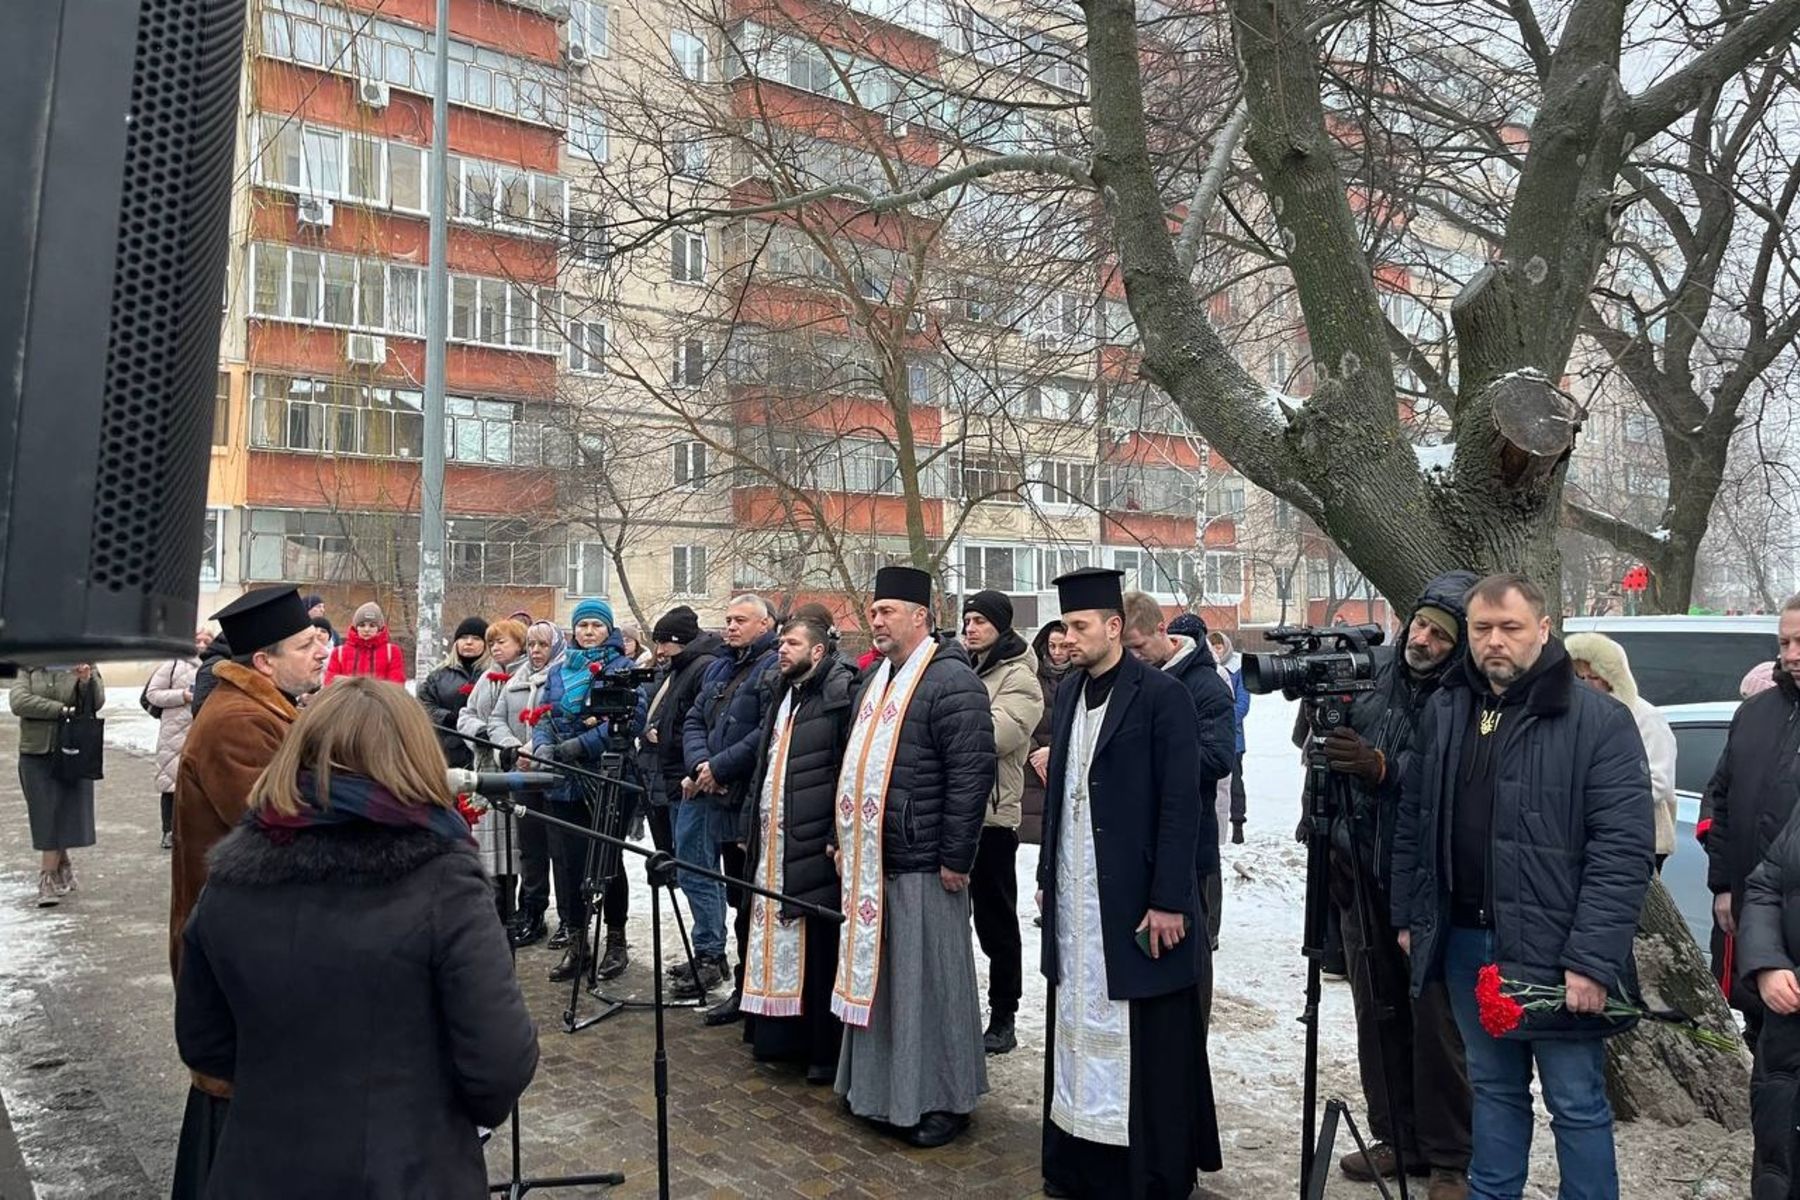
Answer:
[
  {"left": 1444, "top": 926, "right": 1617, "bottom": 1200},
  {"left": 674, "top": 799, "right": 730, "bottom": 958}
]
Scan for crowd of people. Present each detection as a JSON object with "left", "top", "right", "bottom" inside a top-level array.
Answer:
[{"left": 8, "top": 569, "right": 1800, "bottom": 1199}]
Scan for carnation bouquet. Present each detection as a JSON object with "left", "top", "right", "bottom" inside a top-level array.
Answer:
[{"left": 1474, "top": 963, "right": 1739, "bottom": 1050}]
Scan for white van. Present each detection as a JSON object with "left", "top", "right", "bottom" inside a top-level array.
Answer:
[{"left": 1562, "top": 614, "right": 1778, "bottom": 706}]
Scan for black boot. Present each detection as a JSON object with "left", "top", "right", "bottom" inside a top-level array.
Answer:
[
  {"left": 596, "top": 928, "right": 630, "bottom": 981},
  {"left": 549, "top": 930, "right": 590, "bottom": 983},
  {"left": 509, "top": 912, "right": 547, "bottom": 948},
  {"left": 547, "top": 922, "right": 571, "bottom": 949},
  {"left": 982, "top": 1013, "right": 1017, "bottom": 1055}
]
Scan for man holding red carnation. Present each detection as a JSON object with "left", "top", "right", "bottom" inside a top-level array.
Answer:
[{"left": 1391, "top": 573, "right": 1654, "bottom": 1200}]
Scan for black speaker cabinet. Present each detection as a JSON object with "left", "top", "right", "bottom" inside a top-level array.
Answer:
[{"left": 0, "top": 0, "right": 245, "bottom": 668}]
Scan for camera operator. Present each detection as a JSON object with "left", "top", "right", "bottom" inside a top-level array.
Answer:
[
  {"left": 529, "top": 598, "right": 642, "bottom": 984},
  {"left": 1320, "top": 570, "right": 1476, "bottom": 1200},
  {"left": 680, "top": 594, "right": 782, "bottom": 1025}
]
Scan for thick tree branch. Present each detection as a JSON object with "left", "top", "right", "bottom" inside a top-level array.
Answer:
[
  {"left": 1562, "top": 499, "right": 1669, "bottom": 564},
  {"left": 1627, "top": 0, "right": 1800, "bottom": 145},
  {"left": 1176, "top": 99, "right": 1249, "bottom": 273}
]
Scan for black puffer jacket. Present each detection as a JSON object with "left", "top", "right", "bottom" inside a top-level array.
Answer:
[
  {"left": 176, "top": 821, "right": 538, "bottom": 1199},
  {"left": 190, "top": 633, "right": 233, "bottom": 716},
  {"left": 843, "top": 635, "right": 997, "bottom": 876},
  {"left": 1331, "top": 569, "right": 1477, "bottom": 887},
  {"left": 1161, "top": 638, "right": 1234, "bottom": 876},
  {"left": 1020, "top": 624, "right": 1069, "bottom": 846},
  {"left": 638, "top": 633, "right": 725, "bottom": 806},
  {"left": 1704, "top": 671, "right": 1800, "bottom": 910},
  {"left": 1738, "top": 808, "right": 1800, "bottom": 1197},
  {"left": 419, "top": 656, "right": 483, "bottom": 769},
  {"left": 1391, "top": 640, "right": 1654, "bottom": 1032},
  {"left": 741, "top": 654, "right": 857, "bottom": 915}
]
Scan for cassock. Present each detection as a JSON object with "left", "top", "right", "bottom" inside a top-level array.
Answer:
[{"left": 1039, "top": 649, "right": 1223, "bottom": 1199}]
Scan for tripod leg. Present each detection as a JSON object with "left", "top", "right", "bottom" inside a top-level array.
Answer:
[{"left": 1340, "top": 798, "right": 1413, "bottom": 1200}]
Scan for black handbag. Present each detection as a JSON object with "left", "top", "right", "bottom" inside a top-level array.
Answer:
[{"left": 52, "top": 680, "right": 105, "bottom": 783}]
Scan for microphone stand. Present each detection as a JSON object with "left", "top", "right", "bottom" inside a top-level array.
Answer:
[{"left": 486, "top": 790, "right": 844, "bottom": 1200}]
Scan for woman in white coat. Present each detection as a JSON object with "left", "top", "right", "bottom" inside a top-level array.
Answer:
[
  {"left": 146, "top": 630, "right": 212, "bottom": 849},
  {"left": 1566, "top": 631, "right": 1679, "bottom": 872}
]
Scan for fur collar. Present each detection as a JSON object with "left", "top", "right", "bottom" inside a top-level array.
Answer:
[
  {"left": 212, "top": 661, "right": 300, "bottom": 722},
  {"left": 206, "top": 822, "right": 470, "bottom": 887}
]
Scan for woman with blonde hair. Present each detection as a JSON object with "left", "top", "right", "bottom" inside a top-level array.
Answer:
[{"left": 174, "top": 677, "right": 538, "bottom": 1199}]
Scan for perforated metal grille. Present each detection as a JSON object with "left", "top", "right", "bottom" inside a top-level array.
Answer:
[{"left": 91, "top": 0, "right": 244, "bottom": 592}]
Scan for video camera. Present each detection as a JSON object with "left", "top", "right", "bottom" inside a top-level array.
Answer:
[
  {"left": 1242, "top": 623, "right": 1384, "bottom": 732},
  {"left": 581, "top": 665, "right": 657, "bottom": 724}
]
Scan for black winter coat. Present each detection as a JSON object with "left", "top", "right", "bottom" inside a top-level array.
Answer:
[
  {"left": 1704, "top": 671, "right": 1800, "bottom": 911},
  {"left": 844, "top": 635, "right": 996, "bottom": 876},
  {"left": 1161, "top": 638, "right": 1234, "bottom": 876},
  {"left": 190, "top": 634, "right": 233, "bottom": 716},
  {"left": 420, "top": 657, "right": 483, "bottom": 769},
  {"left": 741, "top": 654, "right": 857, "bottom": 915},
  {"left": 639, "top": 633, "right": 725, "bottom": 806},
  {"left": 1020, "top": 634, "right": 1069, "bottom": 846},
  {"left": 1038, "top": 651, "right": 1204, "bottom": 1000},
  {"left": 175, "top": 822, "right": 538, "bottom": 1199},
  {"left": 1738, "top": 807, "right": 1800, "bottom": 1197},
  {"left": 1390, "top": 642, "right": 1654, "bottom": 1034},
  {"left": 682, "top": 630, "right": 780, "bottom": 815}
]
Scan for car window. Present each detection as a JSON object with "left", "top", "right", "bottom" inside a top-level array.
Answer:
[
  {"left": 1605, "top": 632, "right": 1776, "bottom": 706},
  {"left": 1671, "top": 723, "right": 1730, "bottom": 795}
]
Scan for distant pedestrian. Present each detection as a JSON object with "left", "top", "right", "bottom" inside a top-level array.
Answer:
[
  {"left": 10, "top": 663, "right": 105, "bottom": 906},
  {"left": 419, "top": 616, "right": 490, "bottom": 770},
  {"left": 147, "top": 630, "right": 211, "bottom": 849},
  {"left": 190, "top": 632, "right": 232, "bottom": 715},
  {"left": 1205, "top": 628, "right": 1251, "bottom": 842},
  {"left": 1567, "top": 632, "right": 1678, "bottom": 872},
  {"left": 323, "top": 601, "right": 407, "bottom": 685},
  {"left": 174, "top": 677, "right": 537, "bottom": 1199},
  {"left": 460, "top": 618, "right": 529, "bottom": 917},
  {"left": 303, "top": 595, "right": 340, "bottom": 647}
]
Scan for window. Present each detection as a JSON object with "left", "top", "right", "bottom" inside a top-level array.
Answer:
[
  {"left": 567, "top": 107, "right": 609, "bottom": 163},
  {"left": 1623, "top": 410, "right": 1658, "bottom": 445},
  {"left": 446, "top": 397, "right": 521, "bottom": 464},
  {"left": 1032, "top": 459, "right": 1096, "bottom": 508},
  {"left": 213, "top": 372, "right": 231, "bottom": 446},
  {"left": 249, "top": 244, "right": 447, "bottom": 342},
  {"left": 1305, "top": 557, "right": 1329, "bottom": 600},
  {"left": 1036, "top": 545, "right": 1091, "bottom": 584},
  {"left": 960, "top": 452, "right": 1024, "bottom": 501},
  {"left": 1624, "top": 464, "right": 1669, "bottom": 502},
  {"left": 1600, "top": 631, "right": 1779, "bottom": 707},
  {"left": 344, "top": 134, "right": 384, "bottom": 204},
  {"left": 1204, "top": 552, "right": 1243, "bottom": 600},
  {"left": 963, "top": 544, "right": 1029, "bottom": 592},
  {"left": 301, "top": 126, "right": 343, "bottom": 196},
  {"left": 199, "top": 509, "right": 224, "bottom": 584},
  {"left": 567, "top": 541, "right": 608, "bottom": 597},
  {"left": 1672, "top": 723, "right": 1730, "bottom": 796},
  {"left": 671, "top": 29, "right": 707, "bottom": 80},
  {"left": 447, "top": 518, "right": 553, "bottom": 585},
  {"left": 672, "top": 545, "right": 709, "bottom": 596},
  {"left": 1273, "top": 498, "right": 1296, "bottom": 530},
  {"left": 673, "top": 337, "right": 706, "bottom": 386},
  {"left": 669, "top": 133, "right": 708, "bottom": 180},
  {"left": 388, "top": 142, "right": 424, "bottom": 211},
  {"left": 1205, "top": 475, "right": 1247, "bottom": 518},
  {"left": 1110, "top": 548, "right": 1142, "bottom": 590},
  {"left": 568, "top": 206, "right": 610, "bottom": 264},
  {"left": 567, "top": 319, "right": 606, "bottom": 373},
  {"left": 672, "top": 230, "right": 707, "bottom": 283},
  {"left": 570, "top": 0, "right": 609, "bottom": 56},
  {"left": 673, "top": 440, "right": 708, "bottom": 488}
]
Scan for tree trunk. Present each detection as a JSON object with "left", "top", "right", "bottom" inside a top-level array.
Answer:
[{"left": 1604, "top": 877, "right": 1751, "bottom": 1128}]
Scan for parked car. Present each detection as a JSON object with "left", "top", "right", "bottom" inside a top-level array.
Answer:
[
  {"left": 1659, "top": 700, "right": 1737, "bottom": 947},
  {"left": 1564, "top": 614, "right": 1778, "bottom": 706}
]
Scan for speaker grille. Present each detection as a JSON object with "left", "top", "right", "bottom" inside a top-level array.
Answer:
[{"left": 91, "top": 0, "right": 244, "bottom": 594}]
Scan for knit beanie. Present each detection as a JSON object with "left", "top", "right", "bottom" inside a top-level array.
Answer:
[
  {"left": 962, "top": 589, "right": 1014, "bottom": 633},
  {"left": 652, "top": 605, "right": 702, "bottom": 645},
  {"left": 352, "top": 601, "right": 385, "bottom": 627},
  {"left": 1414, "top": 604, "right": 1459, "bottom": 642},
  {"left": 453, "top": 616, "right": 489, "bottom": 642},
  {"left": 571, "top": 597, "right": 615, "bottom": 630},
  {"left": 1168, "top": 613, "right": 1209, "bottom": 640}
]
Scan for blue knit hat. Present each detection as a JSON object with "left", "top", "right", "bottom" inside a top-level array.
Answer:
[{"left": 571, "top": 597, "right": 615, "bottom": 630}]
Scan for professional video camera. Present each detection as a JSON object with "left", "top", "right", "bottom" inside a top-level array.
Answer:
[
  {"left": 580, "top": 665, "right": 657, "bottom": 723},
  {"left": 1241, "top": 623, "right": 1384, "bottom": 730}
]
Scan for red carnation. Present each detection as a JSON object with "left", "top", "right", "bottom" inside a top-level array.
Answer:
[
  {"left": 454, "top": 794, "right": 484, "bottom": 828},
  {"left": 458, "top": 683, "right": 475, "bottom": 695},
  {"left": 486, "top": 671, "right": 511, "bottom": 683},
  {"left": 588, "top": 661, "right": 604, "bottom": 676},
  {"left": 1476, "top": 963, "right": 1524, "bottom": 1037},
  {"left": 521, "top": 704, "right": 550, "bottom": 727}
]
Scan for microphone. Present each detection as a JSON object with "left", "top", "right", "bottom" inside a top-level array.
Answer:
[{"left": 446, "top": 769, "right": 563, "bottom": 796}]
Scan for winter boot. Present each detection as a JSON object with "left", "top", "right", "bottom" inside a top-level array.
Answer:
[
  {"left": 596, "top": 928, "right": 630, "bottom": 981},
  {"left": 548, "top": 922, "right": 571, "bottom": 950},
  {"left": 509, "top": 912, "right": 548, "bottom": 948},
  {"left": 983, "top": 1013, "right": 1017, "bottom": 1055},
  {"left": 670, "top": 953, "right": 728, "bottom": 998},
  {"left": 1427, "top": 1169, "right": 1469, "bottom": 1200},
  {"left": 548, "top": 930, "right": 590, "bottom": 983}
]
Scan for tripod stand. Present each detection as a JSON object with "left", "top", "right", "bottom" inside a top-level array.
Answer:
[
  {"left": 1297, "top": 696, "right": 1407, "bottom": 1200},
  {"left": 487, "top": 790, "right": 844, "bottom": 1200}
]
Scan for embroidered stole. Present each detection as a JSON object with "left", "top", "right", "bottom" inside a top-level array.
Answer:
[
  {"left": 830, "top": 638, "right": 938, "bottom": 1028},
  {"left": 741, "top": 690, "right": 805, "bottom": 1017}
]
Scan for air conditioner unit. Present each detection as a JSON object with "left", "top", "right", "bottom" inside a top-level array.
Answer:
[
  {"left": 296, "top": 195, "right": 334, "bottom": 227},
  {"left": 564, "top": 40, "right": 591, "bottom": 68},
  {"left": 358, "top": 78, "right": 391, "bottom": 109},
  {"left": 346, "top": 333, "right": 388, "bottom": 365}
]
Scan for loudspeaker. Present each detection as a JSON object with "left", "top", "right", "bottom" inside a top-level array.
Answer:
[{"left": 0, "top": 0, "right": 245, "bottom": 668}]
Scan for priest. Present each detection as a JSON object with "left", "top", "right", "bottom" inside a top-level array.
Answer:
[
  {"left": 1038, "top": 567, "right": 1222, "bottom": 1198},
  {"left": 832, "top": 565, "right": 996, "bottom": 1148}
]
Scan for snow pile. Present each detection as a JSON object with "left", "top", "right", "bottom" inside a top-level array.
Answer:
[{"left": 1412, "top": 441, "right": 1456, "bottom": 474}]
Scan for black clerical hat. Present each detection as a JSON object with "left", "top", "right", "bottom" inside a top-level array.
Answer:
[
  {"left": 873, "top": 565, "right": 932, "bottom": 607},
  {"left": 210, "top": 586, "right": 311, "bottom": 654},
  {"left": 1053, "top": 567, "right": 1125, "bottom": 614}
]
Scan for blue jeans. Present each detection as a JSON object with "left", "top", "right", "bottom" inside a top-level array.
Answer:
[
  {"left": 673, "top": 799, "right": 729, "bottom": 958},
  {"left": 1443, "top": 926, "right": 1618, "bottom": 1200}
]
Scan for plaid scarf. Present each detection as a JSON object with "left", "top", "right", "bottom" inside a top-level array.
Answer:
[{"left": 253, "top": 771, "right": 474, "bottom": 846}]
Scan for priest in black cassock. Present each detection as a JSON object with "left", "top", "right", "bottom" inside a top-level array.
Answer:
[{"left": 1037, "top": 567, "right": 1222, "bottom": 1198}]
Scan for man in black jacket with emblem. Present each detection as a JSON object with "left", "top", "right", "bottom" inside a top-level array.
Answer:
[
  {"left": 1038, "top": 567, "right": 1220, "bottom": 1199},
  {"left": 1392, "top": 573, "right": 1652, "bottom": 1200},
  {"left": 738, "top": 609, "right": 856, "bottom": 1082}
]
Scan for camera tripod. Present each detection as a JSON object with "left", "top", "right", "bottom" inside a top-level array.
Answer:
[
  {"left": 485, "top": 785, "right": 844, "bottom": 1200},
  {"left": 1297, "top": 694, "right": 1408, "bottom": 1200}
]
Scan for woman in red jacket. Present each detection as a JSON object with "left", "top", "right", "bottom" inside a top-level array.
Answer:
[{"left": 323, "top": 602, "right": 408, "bottom": 686}]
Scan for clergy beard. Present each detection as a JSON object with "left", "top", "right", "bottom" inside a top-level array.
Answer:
[{"left": 781, "top": 656, "right": 820, "bottom": 684}]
